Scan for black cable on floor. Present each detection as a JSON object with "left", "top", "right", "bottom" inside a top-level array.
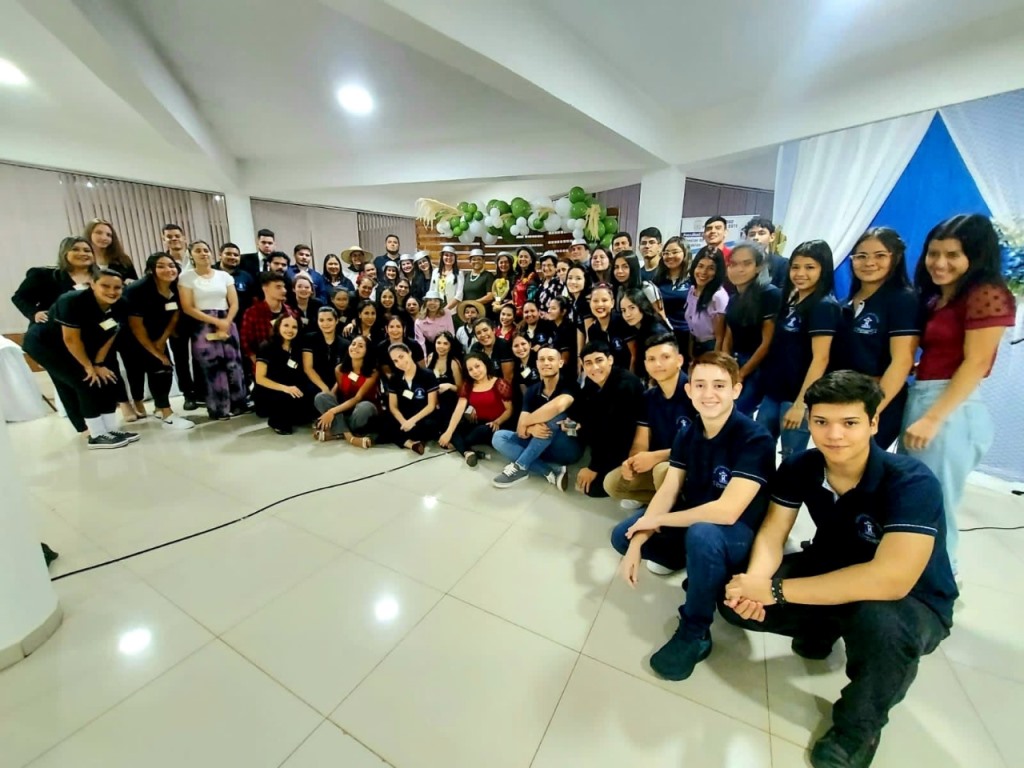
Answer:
[
  {"left": 959, "top": 525, "right": 1024, "bottom": 532},
  {"left": 50, "top": 452, "right": 445, "bottom": 582}
]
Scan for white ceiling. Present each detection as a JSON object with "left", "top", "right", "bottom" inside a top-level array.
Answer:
[{"left": 2, "top": 0, "right": 1024, "bottom": 215}]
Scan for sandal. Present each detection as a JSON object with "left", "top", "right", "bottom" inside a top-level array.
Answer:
[
  {"left": 346, "top": 435, "right": 373, "bottom": 449},
  {"left": 408, "top": 440, "right": 425, "bottom": 455}
]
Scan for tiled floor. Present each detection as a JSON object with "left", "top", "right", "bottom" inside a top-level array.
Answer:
[{"left": 2, "top": 405, "right": 1022, "bottom": 768}]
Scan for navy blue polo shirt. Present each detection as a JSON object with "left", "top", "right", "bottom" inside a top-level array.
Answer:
[
  {"left": 770, "top": 444, "right": 957, "bottom": 626},
  {"left": 586, "top": 315, "right": 635, "bottom": 370},
  {"left": 655, "top": 275, "right": 691, "bottom": 332},
  {"left": 522, "top": 319, "right": 557, "bottom": 348},
  {"left": 638, "top": 370, "right": 695, "bottom": 451},
  {"left": 761, "top": 295, "right": 840, "bottom": 402},
  {"left": 668, "top": 408, "right": 775, "bottom": 530},
  {"left": 725, "top": 285, "right": 782, "bottom": 358},
  {"left": 387, "top": 367, "right": 439, "bottom": 419},
  {"left": 831, "top": 285, "right": 920, "bottom": 377},
  {"left": 523, "top": 375, "right": 577, "bottom": 413}
]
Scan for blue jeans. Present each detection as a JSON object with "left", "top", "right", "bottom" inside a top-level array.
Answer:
[
  {"left": 898, "top": 379, "right": 994, "bottom": 573},
  {"left": 756, "top": 395, "right": 811, "bottom": 458},
  {"left": 611, "top": 512, "right": 754, "bottom": 639},
  {"left": 492, "top": 418, "right": 583, "bottom": 477},
  {"left": 733, "top": 353, "right": 763, "bottom": 417}
]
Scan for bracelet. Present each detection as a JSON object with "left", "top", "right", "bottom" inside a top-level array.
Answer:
[{"left": 770, "top": 576, "right": 787, "bottom": 606}]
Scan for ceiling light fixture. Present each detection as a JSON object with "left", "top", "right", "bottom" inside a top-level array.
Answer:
[
  {"left": 336, "top": 85, "right": 373, "bottom": 116},
  {"left": 0, "top": 58, "right": 28, "bottom": 86}
]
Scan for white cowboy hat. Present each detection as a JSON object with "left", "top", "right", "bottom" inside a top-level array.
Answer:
[{"left": 340, "top": 245, "right": 367, "bottom": 265}]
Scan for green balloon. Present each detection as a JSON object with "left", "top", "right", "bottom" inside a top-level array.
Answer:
[
  {"left": 502, "top": 221, "right": 516, "bottom": 243},
  {"left": 486, "top": 199, "right": 498, "bottom": 213},
  {"left": 495, "top": 200, "right": 511, "bottom": 215},
  {"left": 601, "top": 233, "right": 613, "bottom": 248},
  {"left": 487, "top": 225, "right": 503, "bottom": 237},
  {"left": 569, "top": 186, "right": 587, "bottom": 204},
  {"left": 511, "top": 197, "right": 530, "bottom": 219},
  {"left": 597, "top": 222, "right": 607, "bottom": 239},
  {"left": 458, "top": 201, "right": 470, "bottom": 213},
  {"left": 467, "top": 203, "right": 478, "bottom": 215},
  {"left": 603, "top": 216, "right": 618, "bottom": 232},
  {"left": 570, "top": 201, "right": 588, "bottom": 219},
  {"left": 473, "top": 210, "right": 484, "bottom": 221}
]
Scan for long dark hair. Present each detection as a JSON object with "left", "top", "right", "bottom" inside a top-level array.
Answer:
[
  {"left": 612, "top": 252, "right": 643, "bottom": 292},
  {"left": 849, "top": 227, "right": 911, "bottom": 299},
  {"left": 270, "top": 314, "right": 300, "bottom": 350},
  {"left": 463, "top": 350, "right": 495, "bottom": 381},
  {"left": 427, "top": 330, "right": 464, "bottom": 379},
  {"left": 340, "top": 334, "right": 373, "bottom": 374},
  {"left": 653, "top": 236, "right": 691, "bottom": 286},
  {"left": 513, "top": 246, "right": 537, "bottom": 283},
  {"left": 728, "top": 241, "right": 767, "bottom": 327},
  {"left": 689, "top": 247, "right": 726, "bottom": 312},
  {"left": 619, "top": 287, "right": 656, "bottom": 324},
  {"left": 914, "top": 214, "right": 1007, "bottom": 303},
  {"left": 589, "top": 246, "right": 614, "bottom": 284},
  {"left": 322, "top": 253, "right": 343, "bottom": 277},
  {"left": 783, "top": 240, "right": 835, "bottom": 318},
  {"left": 495, "top": 252, "right": 515, "bottom": 281}
]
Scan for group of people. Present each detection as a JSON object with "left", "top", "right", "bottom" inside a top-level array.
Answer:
[{"left": 11, "top": 211, "right": 1016, "bottom": 767}]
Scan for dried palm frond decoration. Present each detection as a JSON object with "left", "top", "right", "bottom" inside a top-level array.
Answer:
[{"left": 415, "top": 198, "right": 462, "bottom": 229}]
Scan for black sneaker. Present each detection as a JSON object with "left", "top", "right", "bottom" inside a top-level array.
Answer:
[
  {"left": 465, "top": 452, "right": 478, "bottom": 467},
  {"left": 793, "top": 635, "right": 836, "bottom": 660},
  {"left": 111, "top": 430, "right": 141, "bottom": 443},
  {"left": 810, "top": 727, "right": 880, "bottom": 768},
  {"left": 649, "top": 624, "right": 712, "bottom": 681},
  {"left": 41, "top": 542, "right": 59, "bottom": 567},
  {"left": 182, "top": 398, "right": 198, "bottom": 411},
  {"left": 273, "top": 426, "right": 294, "bottom": 435},
  {"left": 87, "top": 433, "right": 129, "bottom": 450}
]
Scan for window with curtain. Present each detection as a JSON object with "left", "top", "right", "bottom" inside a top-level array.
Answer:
[{"left": 357, "top": 212, "right": 417, "bottom": 258}]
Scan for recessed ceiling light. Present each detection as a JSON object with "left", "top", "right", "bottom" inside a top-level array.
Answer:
[
  {"left": 336, "top": 85, "right": 373, "bottom": 115},
  {"left": 0, "top": 58, "right": 28, "bottom": 86}
]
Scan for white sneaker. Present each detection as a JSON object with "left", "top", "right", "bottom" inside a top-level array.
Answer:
[
  {"left": 646, "top": 561, "right": 678, "bottom": 575},
  {"left": 162, "top": 415, "right": 195, "bottom": 431},
  {"left": 546, "top": 465, "right": 569, "bottom": 492},
  {"left": 619, "top": 499, "right": 644, "bottom": 510}
]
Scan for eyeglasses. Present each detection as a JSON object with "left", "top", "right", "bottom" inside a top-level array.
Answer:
[{"left": 851, "top": 252, "right": 892, "bottom": 263}]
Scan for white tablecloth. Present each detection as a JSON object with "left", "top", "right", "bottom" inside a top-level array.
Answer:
[{"left": 0, "top": 336, "right": 50, "bottom": 422}]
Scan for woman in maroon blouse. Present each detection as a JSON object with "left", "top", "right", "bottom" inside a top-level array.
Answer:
[
  {"left": 438, "top": 350, "right": 513, "bottom": 465},
  {"left": 900, "top": 214, "right": 1016, "bottom": 575}
]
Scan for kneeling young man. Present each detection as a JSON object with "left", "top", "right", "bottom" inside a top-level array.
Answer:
[
  {"left": 722, "top": 371, "right": 957, "bottom": 768},
  {"left": 611, "top": 352, "right": 775, "bottom": 680}
]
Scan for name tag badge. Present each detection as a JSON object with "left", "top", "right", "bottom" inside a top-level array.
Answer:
[
  {"left": 287, "top": 359, "right": 298, "bottom": 369},
  {"left": 402, "top": 389, "right": 414, "bottom": 400},
  {"left": 301, "top": 317, "right": 308, "bottom": 325},
  {"left": 348, "top": 372, "right": 360, "bottom": 382},
  {"left": 99, "top": 318, "right": 118, "bottom": 331},
  {"left": 164, "top": 301, "right": 179, "bottom": 311}
]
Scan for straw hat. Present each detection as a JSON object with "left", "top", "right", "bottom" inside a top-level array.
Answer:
[
  {"left": 340, "top": 245, "right": 366, "bottom": 265},
  {"left": 457, "top": 300, "right": 486, "bottom": 324}
]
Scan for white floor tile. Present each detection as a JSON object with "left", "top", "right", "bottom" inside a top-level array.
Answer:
[
  {"left": 451, "top": 525, "right": 619, "bottom": 650},
  {"left": 516, "top": 485, "right": 625, "bottom": 548},
  {"left": 223, "top": 552, "right": 442, "bottom": 714},
  {"left": 281, "top": 722, "right": 389, "bottom": 768},
  {"left": 331, "top": 597, "right": 577, "bottom": 768},
  {"left": 942, "top": 583, "right": 1024, "bottom": 684},
  {"left": 532, "top": 655, "right": 772, "bottom": 768},
  {"left": 26, "top": 641, "right": 321, "bottom": 768},
  {"left": 952, "top": 662, "right": 1021, "bottom": 768}
]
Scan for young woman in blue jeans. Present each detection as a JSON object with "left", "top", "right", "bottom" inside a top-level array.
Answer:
[{"left": 755, "top": 240, "right": 840, "bottom": 457}]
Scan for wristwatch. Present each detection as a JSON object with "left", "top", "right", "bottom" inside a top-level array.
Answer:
[{"left": 771, "top": 576, "right": 787, "bottom": 606}]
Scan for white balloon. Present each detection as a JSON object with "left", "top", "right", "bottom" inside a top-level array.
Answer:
[
  {"left": 437, "top": 221, "right": 451, "bottom": 236},
  {"left": 489, "top": 207, "right": 500, "bottom": 220},
  {"left": 459, "top": 231, "right": 474, "bottom": 244},
  {"left": 555, "top": 196, "right": 572, "bottom": 219},
  {"left": 482, "top": 232, "right": 498, "bottom": 245},
  {"left": 544, "top": 213, "right": 562, "bottom": 233},
  {"left": 468, "top": 220, "right": 483, "bottom": 236},
  {"left": 573, "top": 228, "right": 585, "bottom": 240}
]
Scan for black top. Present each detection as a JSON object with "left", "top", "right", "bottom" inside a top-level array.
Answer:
[
  {"left": 553, "top": 320, "right": 578, "bottom": 374},
  {"left": 566, "top": 293, "right": 592, "bottom": 330},
  {"left": 761, "top": 295, "right": 841, "bottom": 402},
  {"left": 301, "top": 331, "right": 350, "bottom": 387},
  {"left": 831, "top": 285, "right": 921, "bottom": 378},
  {"left": 376, "top": 337, "right": 424, "bottom": 370},
  {"left": 463, "top": 270, "right": 495, "bottom": 302},
  {"left": 574, "top": 367, "right": 645, "bottom": 474},
  {"left": 387, "top": 367, "right": 439, "bottom": 418},
  {"left": 97, "top": 260, "right": 138, "bottom": 281},
  {"left": 725, "top": 285, "right": 782, "bottom": 357},
  {"left": 216, "top": 266, "right": 257, "bottom": 319},
  {"left": 256, "top": 341, "right": 306, "bottom": 388},
  {"left": 124, "top": 275, "right": 179, "bottom": 341},
  {"left": 771, "top": 444, "right": 957, "bottom": 626},
  {"left": 521, "top": 319, "right": 558, "bottom": 349},
  {"left": 523, "top": 374, "right": 578, "bottom": 413},
  {"left": 765, "top": 254, "right": 789, "bottom": 289},
  {"left": 28, "top": 289, "right": 126, "bottom": 364},
  {"left": 11, "top": 267, "right": 79, "bottom": 323},
  {"left": 638, "top": 371, "right": 695, "bottom": 451},
  {"left": 471, "top": 338, "right": 514, "bottom": 378},
  {"left": 290, "top": 298, "right": 324, "bottom": 331},
  {"left": 586, "top": 315, "right": 636, "bottom": 371},
  {"left": 669, "top": 408, "right": 775, "bottom": 530},
  {"left": 514, "top": 358, "right": 540, "bottom": 394}
]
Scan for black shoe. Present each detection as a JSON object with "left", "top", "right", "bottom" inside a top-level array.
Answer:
[
  {"left": 465, "top": 452, "right": 478, "bottom": 467},
  {"left": 810, "top": 727, "right": 880, "bottom": 768},
  {"left": 793, "top": 635, "right": 836, "bottom": 660},
  {"left": 87, "top": 433, "right": 129, "bottom": 450},
  {"left": 182, "top": 398, "right": 198, "bottom": 411},
  {"left": 41, "top": 542, "right": 59, "bottom": 567},
  {"left": 111, "top": 430, "right": 141, "bottom": 444},
  {"left": 272, "top": 426, "right": 294, "bottom": 435},
  {"left": 682, "top": 577, "right": 689, "bottom": 592},
  {"left": 649, "top": 625, "right": 712, "bottom": 681}
]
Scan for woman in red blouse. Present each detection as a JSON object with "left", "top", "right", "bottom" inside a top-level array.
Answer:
[
  {"left": 901, "top": 214, "right": 1016, "bottom": 574},
  {"left": 439, "top": 350, "right": 513, "bottom": 466},
  {"left": 313, "top": 335, "right": 380, "bottom": 447}
]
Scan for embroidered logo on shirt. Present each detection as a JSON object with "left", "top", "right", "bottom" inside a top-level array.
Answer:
[
  {"left": 855, "top": 514, "right": 881, "bottom": 544},
  {"left": 782, "top": 308, "right": 801, "bottom": 332},
  {"left": 414, "top": 388, "right": 426, "bottom": 399},
  {"left": 712, "top": 465, "right": 731, "bottom": 489},
  {"left": 854, "top": 312, "right": 880, "bottom": 335}
]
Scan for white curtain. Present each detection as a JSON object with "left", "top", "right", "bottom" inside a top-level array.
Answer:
[
  {"left": 779, "top": 111, "right": 935, "bottom": 263},
  {"left": 356, "top": 212, "right": 417, "bottom": 259},
  {"left": 250, "top": 199, "right": 360, "bottom": 268}
]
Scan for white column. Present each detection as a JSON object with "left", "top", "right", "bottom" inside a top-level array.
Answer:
[
  {"left": 0, "top": 409, "right": 62, "bottom": 671},
  {"left": 224, "top": 192, "right": 256, "bottom": 248},
  {"left": 637, "top": 167, "right": 687, "bottom": 238}
]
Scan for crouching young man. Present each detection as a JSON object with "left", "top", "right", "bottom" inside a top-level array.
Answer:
[
  {"left": 722, "top": 371, "right": 957, "bottom": 768},
  {"left": 610, "top": 352, "right": 775, "bottom": 680}
]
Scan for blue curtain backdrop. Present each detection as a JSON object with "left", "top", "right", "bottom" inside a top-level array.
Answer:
[{"left": 833, "top": 114, "right": 991, "bottom": 299}]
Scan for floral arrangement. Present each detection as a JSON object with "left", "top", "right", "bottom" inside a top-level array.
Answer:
[{"left": 994, "top": 217, "right": 1024, "bottom": 296}]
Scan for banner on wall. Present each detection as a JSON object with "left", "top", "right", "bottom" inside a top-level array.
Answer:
[{"left": 680, "top": 215, "right": 757, "bottom": 253}]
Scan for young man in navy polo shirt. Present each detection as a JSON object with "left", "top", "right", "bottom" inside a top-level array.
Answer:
[
  {"left": 610, "top": 352, "right": 776, "bottom": 681},
  {"left": 722, "top": 371, "right": 957, "bottom": 768},
  {"left": 603, "top": 333, "right": 695, "bottom": 508}
]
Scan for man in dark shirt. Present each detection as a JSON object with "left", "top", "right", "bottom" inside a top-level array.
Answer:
[
  {"left": 722, "top": 371, "right": 957, "bottom": 768},
  {"left": 241, "top": 273, "right": 298, "bottom": 367},
  {"left": 703, "top": 216, "right": 732, "bottom": 262},
  {"left": 215, "top": 242, "right": 255, "bottom": 321},
  {"left": 742, "top": 216, "right": 788, "bottom": 289},
  {"left": 612, "top": 351, "right": 775, "bottom": 682},
  {"left": 373, "top": 234, "right": 401, "bottom": 274},
  {"left": 572, "top": 341, "right": 645, "bottom": 497},
  {"left": 287, "top": 244, "right": 327, "bottom": 299},
  {"left": 240, "top": 228, "right": 276, "bottom": 283}
]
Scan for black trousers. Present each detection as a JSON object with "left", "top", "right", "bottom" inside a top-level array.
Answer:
[
  {"left": 450, "top": 422, "right": 494, "bottom": 455},
  {"left": 120, "top": 343, "right": 174, "bottom": 410},
  {"left": 253, "top": 385, "right": 314, "bottom": 430},
  {"left": 875, "top": 385, "right": 908, "bottom": 450},
  {"left": 169, "top": 330, "right": 205, "bottom": 401},
  {"left": 378, "top": 411, "right": 442, "bottom": 446},
  {"left": 718, "top": 551, "right": 949, "bottom": 743},
  {"left": 26, "top": 343, "right": 118, "bottom": 432}
]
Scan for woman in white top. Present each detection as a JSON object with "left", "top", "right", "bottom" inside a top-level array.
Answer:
[
  {"left": 178, "top": 240, "right": 248, "bottom": 419},
  {"left": 430, "top": 245, "right": 464, "bottom": 310}
]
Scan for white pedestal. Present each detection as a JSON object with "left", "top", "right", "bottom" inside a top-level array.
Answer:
[{"left": 0, "top": 407, "right": 62, "bottom": 671}]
